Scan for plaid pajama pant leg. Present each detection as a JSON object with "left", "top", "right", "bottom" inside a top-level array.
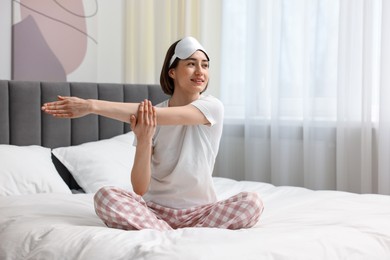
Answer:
[
  {"left": 94, "top": 187, "right": 263, "bottom": 231},
  {"left": 94, "top": 186, "right": 172, "bottom": 231},
  {"left": 148, "top": 191, "right": 264, "bottom": 229}
]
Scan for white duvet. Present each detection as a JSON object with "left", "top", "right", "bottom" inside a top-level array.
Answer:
[{"left": 1, "top": 177, "right": 390, "bottom": 260}]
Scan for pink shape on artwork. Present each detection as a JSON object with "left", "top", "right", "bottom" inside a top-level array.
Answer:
[{"left": 13, "top": 15, "right": 66, "bottom": 81}]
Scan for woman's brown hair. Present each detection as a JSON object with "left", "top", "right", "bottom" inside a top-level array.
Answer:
[{"left": 160, "top": 40, "right": 180, "bottom": 96}]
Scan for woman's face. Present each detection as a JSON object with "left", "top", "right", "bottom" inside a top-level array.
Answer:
[{"left": 169, "top": 51, "right": 209, "bottom": 95}]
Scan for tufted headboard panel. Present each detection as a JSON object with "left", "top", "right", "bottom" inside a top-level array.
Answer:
[{"left": 0, "top": 80, "right": 169, "bottom": 189}]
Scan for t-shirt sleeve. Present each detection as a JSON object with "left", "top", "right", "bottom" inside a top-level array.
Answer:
[{"left": 191, "top": 95, "right": 224, "bottom": 126}]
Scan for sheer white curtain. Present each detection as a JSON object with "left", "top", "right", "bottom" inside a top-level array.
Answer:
[{"left": 216, "top": 0, "right": 390, "bottom": 194}]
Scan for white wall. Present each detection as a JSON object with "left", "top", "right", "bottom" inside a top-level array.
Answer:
[
  {"left": 96, "top": 1, "right": 126, "bottom": 83},
  {"left": 67, "top": 0, "right": 126, "bottom": 83}
]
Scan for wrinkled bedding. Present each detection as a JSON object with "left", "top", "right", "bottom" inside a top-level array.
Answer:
[{"left": 1, "top": 177, "right": 390, "bottom": 260}]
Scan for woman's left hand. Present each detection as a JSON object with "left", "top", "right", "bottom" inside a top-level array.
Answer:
[{"left": 130, "top": 99, "right": 156, "bottom": 143}]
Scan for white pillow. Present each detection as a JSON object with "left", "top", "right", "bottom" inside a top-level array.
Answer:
[
  {"left": 52, "top": 132, "right": 136, "bottom": 193},
  {"left": 0, "top": 145, "right": 72, "bottom": 196}
]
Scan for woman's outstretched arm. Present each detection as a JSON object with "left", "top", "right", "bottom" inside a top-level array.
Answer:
[
  {"left": 41, "top": 96, "right": 139, "bottom": 123},
  {"left": 42, "top": 96, "right": 210, "bottom": 125}
]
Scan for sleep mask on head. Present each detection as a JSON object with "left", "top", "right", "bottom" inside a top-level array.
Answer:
[{"left": 169, "top": 36, "right": 209, "bottom": 67}]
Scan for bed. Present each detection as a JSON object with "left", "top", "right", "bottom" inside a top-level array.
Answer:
[{"left": 1, "top": 80, "right": 390, "bottom": 260}]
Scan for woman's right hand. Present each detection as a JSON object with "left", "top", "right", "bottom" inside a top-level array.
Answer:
[{"left": 41, "top": 96, "right": 92, "bottom": 118}]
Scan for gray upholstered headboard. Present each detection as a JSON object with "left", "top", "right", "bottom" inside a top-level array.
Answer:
[{"left": 0, "top": 80, "right": 169, "bottom": 189}]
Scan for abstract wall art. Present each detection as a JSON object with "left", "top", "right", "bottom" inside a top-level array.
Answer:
[{"left": 12, "top": 0, "right": 98, "bottom": 81}]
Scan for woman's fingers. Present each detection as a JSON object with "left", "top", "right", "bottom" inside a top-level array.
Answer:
[
  {"left": 42, "top": 101, "right": 63, "bottom": 111},
  {"left": 130, "top": 114, "right": 136, "bottom": 130},
  {"left": 144, "top": 100, "right": 149, "bottom": 125},
  {"left": 41, "top": 104, "right": 66, "bottom": 115},
  {"left": 147, "top": 100, "right": 155, "bottom": 126},
  {"left": 140, "top": 100, "right": 155, "bottom": 126},
  {"left": 149, "top": 101, "right": 156, "bottom": 126},
  {"left": 135, "top": 100, "right": 156, "bottom": 127},
  {"left": 137, "top": 101, "right": 144, "bottom": 124},
  {"left": 42, "top": 97, "right": 73, "bottom": 115}
]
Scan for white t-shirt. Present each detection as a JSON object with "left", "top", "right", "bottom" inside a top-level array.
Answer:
[{"left": 142, "top": 94, "right": 224, "bottom": 209}]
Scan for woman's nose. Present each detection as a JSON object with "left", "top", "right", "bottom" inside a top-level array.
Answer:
[{"left": 195, "top": 65, "right": 204, "bottom": 75}]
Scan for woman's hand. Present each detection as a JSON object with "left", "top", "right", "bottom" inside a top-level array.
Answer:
[
  {"left": 130, "top": 99, "right": 156, "bottom": 143},
  {"left": 41, "top": 96, "right": 92, "bottom": 118}
]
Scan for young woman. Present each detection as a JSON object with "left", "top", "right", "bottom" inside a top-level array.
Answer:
[{"left": 42, "top": 37, "right": 264, "bottom": 230}]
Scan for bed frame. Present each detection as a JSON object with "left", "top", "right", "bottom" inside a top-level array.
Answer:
[{"left": 0, "top": 80, "right": 169, "bottom": 190}]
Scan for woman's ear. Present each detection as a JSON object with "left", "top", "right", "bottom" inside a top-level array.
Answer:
[{"left": 168, "top": 68, "right": 175, "bottom": 79}]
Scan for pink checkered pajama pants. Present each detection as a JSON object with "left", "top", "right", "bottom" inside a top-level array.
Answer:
[{"left": 94, "top": 186, "right": 264, "bottom": 231}]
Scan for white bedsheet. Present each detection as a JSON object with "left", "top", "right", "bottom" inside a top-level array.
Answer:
[{"left": 1, "top": 177, "right": 390, "bottom": 260}]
